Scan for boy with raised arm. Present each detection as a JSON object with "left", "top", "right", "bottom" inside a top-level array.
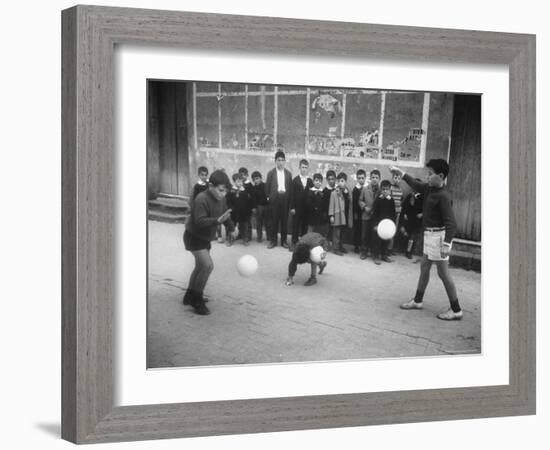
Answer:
[{"left": 390, "top": 160, "right": 463, "bottom": 320}]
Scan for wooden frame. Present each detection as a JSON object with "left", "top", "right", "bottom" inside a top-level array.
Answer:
[{"left": 62, "top": 5, "right": 536, "bottom": 444}]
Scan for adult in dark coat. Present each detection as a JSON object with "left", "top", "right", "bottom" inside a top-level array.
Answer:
[
  {"left": 289, "top": 159, "right": 314, "bottom": 248},
  {"left": 264, "top": 151, "right": 293, "bottom": 248}
]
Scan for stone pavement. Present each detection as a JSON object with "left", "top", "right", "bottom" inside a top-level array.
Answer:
[{"left": 147, "top": 221, "right": 481, "bottom": 368}]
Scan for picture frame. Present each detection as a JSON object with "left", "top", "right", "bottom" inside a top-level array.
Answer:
[{"left": 61, "top": 4, "right": 536, "bottom": 444}]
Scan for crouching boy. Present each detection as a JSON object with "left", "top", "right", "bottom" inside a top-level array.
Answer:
[{"left": 285, "top": 232, "right": 327, "bottom": 286}]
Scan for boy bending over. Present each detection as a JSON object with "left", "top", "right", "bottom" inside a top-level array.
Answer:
[{"left": 285, "top": 232, "right": 327, "bottom": 287}]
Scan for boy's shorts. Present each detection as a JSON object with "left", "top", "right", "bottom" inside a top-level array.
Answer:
[{"left": 423, "top": 228, "right": 449, "bottom": 261}]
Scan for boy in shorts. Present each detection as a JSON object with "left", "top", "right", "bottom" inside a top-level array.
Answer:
[{"left": 390, "top": 160, "right": 463, "bottom": 320}]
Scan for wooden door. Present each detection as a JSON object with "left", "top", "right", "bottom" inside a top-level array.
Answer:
[{"left": 447, "top": 95, "right": 481, "bottom": 241}]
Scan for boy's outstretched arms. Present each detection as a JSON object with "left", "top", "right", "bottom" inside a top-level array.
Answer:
[{"left": 389, "top": 166, "right": 426, "bottom": 192}]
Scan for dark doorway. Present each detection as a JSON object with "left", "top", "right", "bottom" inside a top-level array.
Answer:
[
  {"left": 447, "top": 94, "right": 481, "bottom": 241},
  {"left": 147, "top": 81, "right": 190, "bottom": 198}
]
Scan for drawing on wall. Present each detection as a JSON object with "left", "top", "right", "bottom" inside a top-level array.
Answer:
[
  {"left": 311, "top": 93, "right": 343, "bottom": 120},
  {"left": 384, "top": 127, "right": 425, "bottom": 162},
  {"left": 307, "top": 127, "right": 381, "bottom": 159},
  {"left": 248, "top": 130, "right": 275, "bottom": 151}
]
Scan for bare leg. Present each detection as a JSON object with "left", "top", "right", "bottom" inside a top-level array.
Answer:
[
  {"left": 310, "top": 262, "right": 317, "bottom": 278},
  {"left": 435, "top": 260, "right": 459, "bottom": 307},
  {"left": 190, "top": 249, "right": 214, "bottom": 294},
  {"left": 416, "top": 254, "right": 433, "bottom": 294}
]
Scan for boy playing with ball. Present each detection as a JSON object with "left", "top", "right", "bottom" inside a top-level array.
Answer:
[
  {"left": 285, "top": 232, "right": 328, "bottom": 287},
  {"left": 390, "top": 160, "right": 462, "bottom": 320},
  {"left": 371, "top": 180, "right": 396, "bottom": 265}
]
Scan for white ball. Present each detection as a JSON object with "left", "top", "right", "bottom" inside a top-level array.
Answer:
[
  {"left": 310, "top": 246, "right": 325, "bottom": 264},
  {"left": 236, "top": 255, "right": 258, "bottom": 277},
  {"left": 377, "top": 219, "right": 396, "bottom": 240}
]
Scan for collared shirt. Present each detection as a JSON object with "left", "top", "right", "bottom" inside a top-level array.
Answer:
[
  {"left": 276, "top": 168, "right": 286, "bottom": 192},
  {"left": 300, "top": 175, "right": 308, "bottom": 188}
]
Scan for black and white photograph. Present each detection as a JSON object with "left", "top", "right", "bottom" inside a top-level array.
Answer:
[{"left": 146, "top": 80, "right": 482, "bottom": 368}]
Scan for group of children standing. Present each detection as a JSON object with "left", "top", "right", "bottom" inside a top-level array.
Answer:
[
  {"left": 187, "top": 155, "right": 463, "bottom": 321},
  {"left": 191, "top": 158, "right": 424, "bottom": 265}
]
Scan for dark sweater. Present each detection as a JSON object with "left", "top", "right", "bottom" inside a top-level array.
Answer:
[
  {"left": 305, "top": 188, "right": 326, "bottom": 225},
  {"left": 186, "top": 189, "right": 234, "bottom": 241},
  {"left": 192, "top": 182, "right": 208, "bottom": 200},
  {"left": 401, "top": 192, "right": 423, "bottom": 233},
  {"left": 402, "top": 174, "right": 457, "bottom": 243},
  {"left": 290, "top": 176, "right": 314, "bottom": 212},
  {"left": 322, "top": 186, "right": 335, "bottom": 222},
  {"left": 227, "top": 187, "right": 252, "bottom": 222},
  {"left": 352, "top": 186, "right": 364, "bottom": 221},
  {"left": 250, "top": 182, "right": 268, "bottom": 207},
  {"left": 371, "top": 195, "right": 396, "bottom": 226}
]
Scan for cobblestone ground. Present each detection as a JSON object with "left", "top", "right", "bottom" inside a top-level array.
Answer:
[{"left": 147, "top": 221, "right": 481, "bottom": 368}]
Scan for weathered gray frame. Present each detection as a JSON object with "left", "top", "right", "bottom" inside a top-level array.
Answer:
[{"left": 62, "top": 5, "right": 536, "bottom": 444}]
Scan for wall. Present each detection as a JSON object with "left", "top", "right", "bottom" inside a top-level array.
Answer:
[
  {"left": 2, "top": 1, "right": 547, "bottom": 450},
  {"left": 189, "top": 82, "right": 454, "bottom": 187}
]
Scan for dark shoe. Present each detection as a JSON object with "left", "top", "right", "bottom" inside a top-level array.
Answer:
[
  {"left": 406, "top": 251, "right": 412, "bottom": 259},
  {"left": 257, "top": 237, "right": 263, "bottom": 243},
  {"left": 354, "top": 246, "right": 360, "bottom": 253},
  {"left": 191, "top": 295, "right": 210, "bottom": 316},
  {"left": 304, "top": 276, "right": 317, "bottom": 286},
  {"left": 318, "top": 261, "right": 327, "bottom": 275},
  {"left": 243, "top": 240, "right": 250, "bottom": 246},
  {"left": 184, "top": 289, "right": 208, "bottom": 305},
  {"left": 340, "top": 247, "right": 348, "bottom": 254},
  {"left": 281, "top": 242, "right": 289, "bottom": 249},
  {"left": 333, "top": 250, "right": 343, "bottom": 256},
  {"left": 360, "top": 253, "right": 368, "bottom": 260},
  {"left": 373, "top": 258, "right": 381, "bottom": 265},
  {"left": 267, "top": 242, "right": 276, "bottom": 249},
  {"left": 382, "top": 256, "right": 394, "bottom": 263}
]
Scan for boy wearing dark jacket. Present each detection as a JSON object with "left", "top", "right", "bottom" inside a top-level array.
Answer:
[
  {"left": 371, "top": 179, "right": 396, "bottom": 265},
  {"left": 306, "top": 173, "right": 326, "bottom": 234},
  {"left": 250, "top": 171, "right": 269, "bottom": 242},
  {"left": 226, "top": 173, "right": 253, "bottom": 246}
]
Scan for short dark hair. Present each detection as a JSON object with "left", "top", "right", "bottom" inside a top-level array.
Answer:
[
  {"left": 380, "top": 179, "right": 392, "bottom": 189},
  {"left": 356, "top": 169, "right": 366, "bottom": 177},
  {"left": 337, "top": 172, "right": 347, "bottom": 181},
  {"left": 326, "top": 170, "right": 336, "bottom": 179},
  {"left": 238, "top": 167, "right": 248, "bottom": 175},
  {"left": 293, "top": 243, "right": 311, "bottom": 264},
  {"left": 209, "top": 170, "right": 231, "bottom": 189},
  {"left": 251, "top": 171, "right": 262, "bottom": 179},
  {"left": 198, "top": 166, "right": 208, "bottom": 175},
  {"left": 370, "top": 169, "right": 381, "bottom": 178},
  {"left": 232, "top": 172, "right": 244, "bottom": 182},
  {"left": 426, "top": 158, "right": 450, "bottom": 179},
  {"left": 313, "top": 173, "right": 323, "bottom": 181},
  {"left": 274, "top": 151, "right": 286, "bottom": 161},
  {"left": 299, "top": 159, "right": 309, "bottom": 167}
]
